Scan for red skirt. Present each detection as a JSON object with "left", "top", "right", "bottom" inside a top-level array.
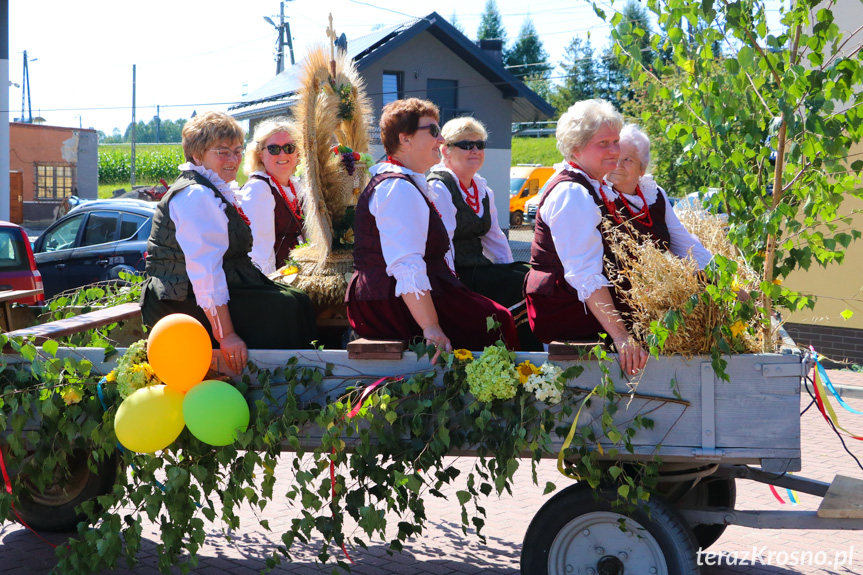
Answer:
[{"left": 347, "top": 280, "right": 519, "bottom": 351}]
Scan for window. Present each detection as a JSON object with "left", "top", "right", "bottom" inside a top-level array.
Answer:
[
  {"left": 80, "top": 212, "right": 120, "bottom": 247},
  {"left": 120, "top": 213, "right": 151, "bottom": 241},
  {"left": 0, "top": 229, "right": 27, "bottom": 272},
  {"left": 427, "top": 79, "right": 459, "bottom": 124},
  {"left": 35, "top": 164, "right": 76, "bottom": 200},
  {"left": 41, "top": 214, "right": 84, "bottom": 252},
  {"left": 382, "top": 72, "right": 403, "bottom": 106}
]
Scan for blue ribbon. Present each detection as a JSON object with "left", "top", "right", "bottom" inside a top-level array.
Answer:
[{"left": 813, "top": 354, "right": 863, "bottom": 415}]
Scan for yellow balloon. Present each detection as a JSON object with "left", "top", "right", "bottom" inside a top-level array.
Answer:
[
  {"left": 147, "top": 313, "right": 213, "bottom": 393},
  {"left": 115, "top": 385, "right": 186, "bottom": 453}
]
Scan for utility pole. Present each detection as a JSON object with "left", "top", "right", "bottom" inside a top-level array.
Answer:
[
  {"left": 1, "top": 0, "right": 10, "bottom": 221},
  {"left": 131, "top": 64, "right": 136, "bottom": 187},
  {"left": 21, "top": 50, "right": 31, "bottom": 123},
  {"left": 265, "top": 1, "right": 295, "bottom": 75}
]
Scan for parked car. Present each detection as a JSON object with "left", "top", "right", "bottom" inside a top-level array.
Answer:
[
  {"left": 510, "top": 165, "right": 554, "bottom": 226},
  {"left": 33, "top": 199, "right": 155, "bottom": 298},
  {"left": 0, "top": 222, "right": 44, "bottom": 305}
]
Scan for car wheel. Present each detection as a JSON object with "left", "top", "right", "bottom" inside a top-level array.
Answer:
[{"left": 511, "top": 210, "right": 524, "bottom": 227}]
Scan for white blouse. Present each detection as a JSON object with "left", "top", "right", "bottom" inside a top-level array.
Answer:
[
  {"left": 236, "top": 171, "right": 304, "bottom": 275},
  {"left": 538, "top": 165, "right": 713, "bottom": 302},
  {"left": 429, "top": 163, "right": 514, "bottom": 265},
  {"left": 367, "top": 162, "right": 452, "bottom": 298},
  {"left": 168, "top": 162, "right": 242, "bottom": 311}
]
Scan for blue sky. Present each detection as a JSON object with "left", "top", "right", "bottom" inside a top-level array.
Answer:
[{"left": 6, "top": 0, "right": 787, "bottom": 134}]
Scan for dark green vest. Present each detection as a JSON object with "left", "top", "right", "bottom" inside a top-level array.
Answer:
[
  {"left": 145, "top": 170, "right": 268, "bottom": 302},
  {"left": 428, "top": 170, "right": 492, "bottom": 267}
]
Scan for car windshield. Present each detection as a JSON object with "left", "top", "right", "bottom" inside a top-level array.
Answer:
[{"left": 510, "top": 178, "right": 526, "bottom": 195}]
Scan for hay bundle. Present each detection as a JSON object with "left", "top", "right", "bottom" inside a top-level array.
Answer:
[
  {"left": 283, "top": 45, "right": 373, "bottom": 307},
  {"left": 604, "top": 209, "right": 766, "bottom": 355}
]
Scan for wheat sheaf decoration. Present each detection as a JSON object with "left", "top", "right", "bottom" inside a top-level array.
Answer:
[{"left": 287, "top": 41, "right": 373, "bottom": 307}]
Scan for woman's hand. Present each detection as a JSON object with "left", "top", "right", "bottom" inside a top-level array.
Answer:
[
  {"left": 219, "top": 332, "right": 248, "bottom": 373},
  {"left": 423, "top": 325, "right": 452, "bottom": 365},
  {"left": 613, "top": 336, "right": 648, "bottom": 376}
]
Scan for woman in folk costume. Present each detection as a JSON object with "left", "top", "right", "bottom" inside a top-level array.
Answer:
[
  {"left": 238, "top": 118, "right": 305, "bottom": 274},
  {"left": 345, "top": 98, "right": 518, "bottom": 361},
  {"left": 142, "top": 112, "right": 316, "bottom": 373},
  {"left": 428, "top": 116, "right": 542, "bottom": 351}
]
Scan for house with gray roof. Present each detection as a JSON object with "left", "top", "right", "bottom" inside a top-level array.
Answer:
[{"left": 229, "top": 12, "right": 554, "bottom": 230}]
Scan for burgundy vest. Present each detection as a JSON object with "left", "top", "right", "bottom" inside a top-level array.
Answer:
[
  {"left": 349, "top": 172, "right": 461, "bottom": 301},
  {"left": 527, "top": 169, "right": 671, "bottom": 304},
  {"left": 250, "top": 174, "right": 304, "bottom": 267}
]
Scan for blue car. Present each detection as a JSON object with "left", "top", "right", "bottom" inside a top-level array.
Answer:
[{"left": 33, "top": 199, "right": 155, "bottom": 298}]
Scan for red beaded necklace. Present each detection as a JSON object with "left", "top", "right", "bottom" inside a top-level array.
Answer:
[
  {"left": 459, "top": 179, "right": 481, "bottom": 214},
  {"left": 385, "top": 157, "right": 444, "bottom": 219},
  {"left": 234, "top": 203, "right": 251, "bottom": 227},
  {"left": 569, "top": 161, "right": 653, "bottom": 228},
  {"left": 267, "top": 172, "right": 303, "bottom": 221}
]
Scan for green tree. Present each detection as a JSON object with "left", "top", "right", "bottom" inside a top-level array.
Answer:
[
  {"left": 551, "top": 36, "right": 599, "bottom": 116},
  {"left": 506, "top": 18, "right": 551, "bottom": 80},
  {"left": 611, "top": 0, "right": 863, "bottom": 347},
  {"left": 477, "top": 0, "right": 507, "bottom": 43},
  {"left": 600, "top": 0, "right": 652, "bottom": 108},
  {"left": 449, "top": 11, "right": 466, "bottom": 35}
]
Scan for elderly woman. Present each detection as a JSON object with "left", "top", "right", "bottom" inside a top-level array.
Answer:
[
  {"left": 142, "top": 111, "right": 316, "bottom": 372},
  {"left": 428, "top": 117, "right": 542, "bottom": 351},
  {"left": 238, "top": 118, "right": 305, "bottom": 275},
  {"left": 526, "top": 102, "right": 715, "bottom": 375},
  {"left": 345, "top": 98, "right": 518, "bottom": 360}
]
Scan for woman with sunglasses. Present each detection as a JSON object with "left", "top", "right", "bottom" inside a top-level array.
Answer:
[
  {"left": 142, "top": 112, "right": 316, "bottom": 374},
  {"left": 346, "top": 98, "right": 518, "bottom": 362},
  {"left": 428, "top": 117, "right": 542, "bottom": 350},
  {"left": 238, "top": 118, "right": 305, "bottom": 274}
]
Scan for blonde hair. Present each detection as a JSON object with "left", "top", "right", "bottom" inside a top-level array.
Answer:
[
  {"left": 556, "top": 99, "right": 623, "bottom": 160},
  {"left": 441, "top": 117, "right": 488, "bottom": 143},
  {"left": 182, "top": 111, "right": 245, "bottom": 163},
  {"left": 243, "top": 117, "right": 300, "bottom": 175}
]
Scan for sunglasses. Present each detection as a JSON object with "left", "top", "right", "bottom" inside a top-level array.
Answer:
[
  {"left": 266, "top": 143, "right": 298, "bottom": 156},
  {"left": 416, "top": 123, "right": 441, "bottom": 138},
  {"left": 449, "top": 140, "right": 486, "bottom": 151},
  {"left": 208, "top": 147, "right": 244, "bottom": 159}
]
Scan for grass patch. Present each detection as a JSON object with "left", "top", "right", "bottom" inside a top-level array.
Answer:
[{"left": 511, "top": 137, "right": 561, "bottom": 167}]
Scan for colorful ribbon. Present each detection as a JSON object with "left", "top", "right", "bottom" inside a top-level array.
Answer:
[
  {"left": 812, "top": 351, "right": 863, "bottom": 415},
  {"left": 557, "top": 386, "right": 599, "bottom": 480},
  {"left": 329, "top": 376, "right": 399, "bottom": 565}
]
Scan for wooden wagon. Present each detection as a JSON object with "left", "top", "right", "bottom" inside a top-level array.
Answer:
[{"left": 2, "top": 324, "right": 862, "bottom": 575}]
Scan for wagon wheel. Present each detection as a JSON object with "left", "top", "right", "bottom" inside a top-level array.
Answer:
[
  {"left": 521, "top": 483, "right": 700, "bottom": 575},
  {"left": 672, "top": 476, "right": 736, "bottom": 550},
  {"left": 12, "top": 448, "right": 121, "bottom": 532}
]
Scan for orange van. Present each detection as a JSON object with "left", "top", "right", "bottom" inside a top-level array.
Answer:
[{"left": 509, "top": 165, "right": 554, "bottom": 226}]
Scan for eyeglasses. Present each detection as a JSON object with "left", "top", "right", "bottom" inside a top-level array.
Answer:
[
  {"left": 208, "top": 147, "right": 244, "bottom": 159},
  {"left": 416, "top": 123, "right": 441, "bottom": 138},
  {"left": 266, "top": 143, "right": 298, "bottom": 156},
  {"left": 449, "top": 140, "right": 486, "bottom": 151}
]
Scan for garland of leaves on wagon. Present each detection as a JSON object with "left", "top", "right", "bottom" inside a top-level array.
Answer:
[{"left": 0, "top": 280, "right": 670, "bottom": 574}]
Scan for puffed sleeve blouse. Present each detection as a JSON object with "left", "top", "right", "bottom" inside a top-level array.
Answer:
[
  {"left": 368, "top": 162, "right": 454, "bottom": 298},
  {"left": 429, "top": 163, "right": 514, "bottom": 264},
  {"left": 167, "top": 162, "right": 242, "bottom": 311},
  {"left": 237, "top": 171, "right": 304, "bottom": 275},
  {"left": 539, "top": 164, "right": 713, "bottom": 302}
]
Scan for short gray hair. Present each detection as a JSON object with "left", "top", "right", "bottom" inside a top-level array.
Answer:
[
  {"left": 619, "top": 124, "right": 651, "bottom": 171},
  {"left": 441, "top": 116, "right": 488, "bottom": 143},
  {"left": 556, "top": 99, "right": 623, "bottom": 159}
]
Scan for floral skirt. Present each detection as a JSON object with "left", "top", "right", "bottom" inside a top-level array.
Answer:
[{"left": 346, "top": 279, "right": 519, "bottom": 351}]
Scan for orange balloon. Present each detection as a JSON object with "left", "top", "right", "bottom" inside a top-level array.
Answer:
[{"left": 147, "top": 314, "right": 212, "bottom": 392}]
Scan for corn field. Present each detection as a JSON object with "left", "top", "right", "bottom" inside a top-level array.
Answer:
[{"left": 99, "top": 145, "right": 184, "bottom": 185}]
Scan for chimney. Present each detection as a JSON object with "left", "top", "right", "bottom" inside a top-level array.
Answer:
[{"left": 478, "top": 39, "right": 503, "bottom": 64}]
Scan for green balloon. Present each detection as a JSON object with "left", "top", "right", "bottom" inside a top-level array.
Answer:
[{"left": 182, "top": 380, "right": 250, "bottom": 446}]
